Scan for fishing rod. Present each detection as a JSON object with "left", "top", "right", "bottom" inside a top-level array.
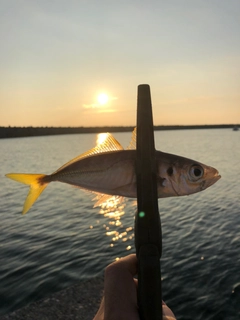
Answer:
[{"left": 135, "top": 84, "right": 163, "bottom": 320}]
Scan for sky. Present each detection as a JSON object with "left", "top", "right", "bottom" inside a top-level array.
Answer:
[{"left": 0, "top": 0, "right": 240, "bottom": 127}]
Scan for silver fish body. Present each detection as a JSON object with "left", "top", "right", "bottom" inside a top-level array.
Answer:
[
  {"left": 6, "top": 132, "right": 221, "bottom": 214},
  {"left": 43, "top": 150, "right": 220, "bottom": 198}
]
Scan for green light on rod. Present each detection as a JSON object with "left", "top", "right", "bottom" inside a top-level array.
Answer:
[{"left": 139, "top": 211, "right": 145, "bottom": 218}]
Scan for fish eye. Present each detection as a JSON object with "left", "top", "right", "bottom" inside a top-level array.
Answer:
[{"left": 189, "top": 165, "right": 204, "bottom": 180}]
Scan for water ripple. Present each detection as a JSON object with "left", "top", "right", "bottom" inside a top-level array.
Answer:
[{"left": 1, "top": 130, "right": 240, "bottom": 319}]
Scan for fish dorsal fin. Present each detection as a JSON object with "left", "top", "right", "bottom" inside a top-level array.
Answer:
[
  {"left": 127, "top": 128, "right": 136, "bottom": 150},
  {"left": 54, "top": 133, "right": 124, "bottom": 173}
]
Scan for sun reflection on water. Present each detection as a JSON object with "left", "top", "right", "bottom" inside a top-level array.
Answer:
[{"left": 96, "top": 195, "right": 134, "bottom": 254}]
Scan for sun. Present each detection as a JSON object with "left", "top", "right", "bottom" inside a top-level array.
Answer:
[{"left": 97, "top": 93, "right": 109, "bottom": 105}]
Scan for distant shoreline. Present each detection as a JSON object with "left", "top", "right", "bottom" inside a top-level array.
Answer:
[{"left": 0, "top": 124, "right": 238, "bottom": 139}]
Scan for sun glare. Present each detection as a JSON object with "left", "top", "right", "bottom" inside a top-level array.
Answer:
[
  {"left": 97, "top": 132, "right": 109, "bottom": 145},
  {"left": 97, "top": 93, "right": 109, "bottom": 105}
]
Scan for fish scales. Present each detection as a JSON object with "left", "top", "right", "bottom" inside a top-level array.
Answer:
[{"left": 46, "top": 150, "right": 136, "bottom": 196}]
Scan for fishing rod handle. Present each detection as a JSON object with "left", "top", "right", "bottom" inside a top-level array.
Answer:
[{"left": 137, "top": 244, "right": 162, "bottom": 320}]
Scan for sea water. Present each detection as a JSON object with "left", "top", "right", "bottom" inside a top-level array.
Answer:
[{"left": 0, "top": 129, "right": 239, "bottom": 320}]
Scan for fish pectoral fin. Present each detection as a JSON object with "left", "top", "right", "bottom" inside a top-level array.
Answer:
[
  {"left": 5, "top": 173, "right": 48, "bottom": 214},
  {"left": 111, "top": 183, "right": 136, "bottom": 198}
]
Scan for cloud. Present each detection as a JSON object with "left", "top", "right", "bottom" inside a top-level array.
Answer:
[
  {"left": 83, "top": 103, "right": 101, "bottom": 109},
  {"left": 82, "top": 96, "right": 118, "bottom": 109},
  {"left": 83, "top": 106, "right": 117, "bottom": 114},
  {"left": 159, "top": 95, "right": 222, "bottom": 106},
  {"left": 97, "top": 108, "right": 117, "bottom": 113}
]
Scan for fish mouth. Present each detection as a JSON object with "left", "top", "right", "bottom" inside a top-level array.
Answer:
[
  {"left": 202, "top": 171, "right": 221, "bottom": 189},
  {"left": 212, "top": 169, "right": 221, "bottom": 183},
  {"left": 212, "top": 173, "right": 221, "bottom": 183}
]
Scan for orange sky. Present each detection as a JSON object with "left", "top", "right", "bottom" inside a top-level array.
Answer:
[{"left": 1, "top": 1, "right": 240, "bottom": 127}]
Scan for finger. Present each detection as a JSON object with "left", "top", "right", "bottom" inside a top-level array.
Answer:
[
  {"left": 106, "top": 254, "right": 138, "bottom": 277},
  {"left": 93, "top": 297, "right": 105, "bottom": 320},
  {"left": 104, "top": 254, "right": 139, "bottom": 320},
  {"left": 162, "top": 301, "right": 176, "bottom": 320}
]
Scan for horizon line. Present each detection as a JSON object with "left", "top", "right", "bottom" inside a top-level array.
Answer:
[
  {"left": 1, "top": 123, "right": 239, "bottom": 129},
  {"left": 1, "top": 124, "right": 239, "bottom": 139}
]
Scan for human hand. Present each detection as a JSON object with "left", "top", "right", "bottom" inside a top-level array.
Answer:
[{"left": 93, "top": 254, "right": 176, "bottom": 320}]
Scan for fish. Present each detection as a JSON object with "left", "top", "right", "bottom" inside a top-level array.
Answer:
[{"left": 5, "top": 130, "right": 221, "bottom": 214}]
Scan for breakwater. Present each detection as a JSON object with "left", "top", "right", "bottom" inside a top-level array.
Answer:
[{"left": 0, "top": 124, "right": 238, "bottom": 139}]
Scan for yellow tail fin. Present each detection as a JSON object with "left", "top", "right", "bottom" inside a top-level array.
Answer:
[{"left": 5, "top": 173, "right": 48, "bottom": 214}]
